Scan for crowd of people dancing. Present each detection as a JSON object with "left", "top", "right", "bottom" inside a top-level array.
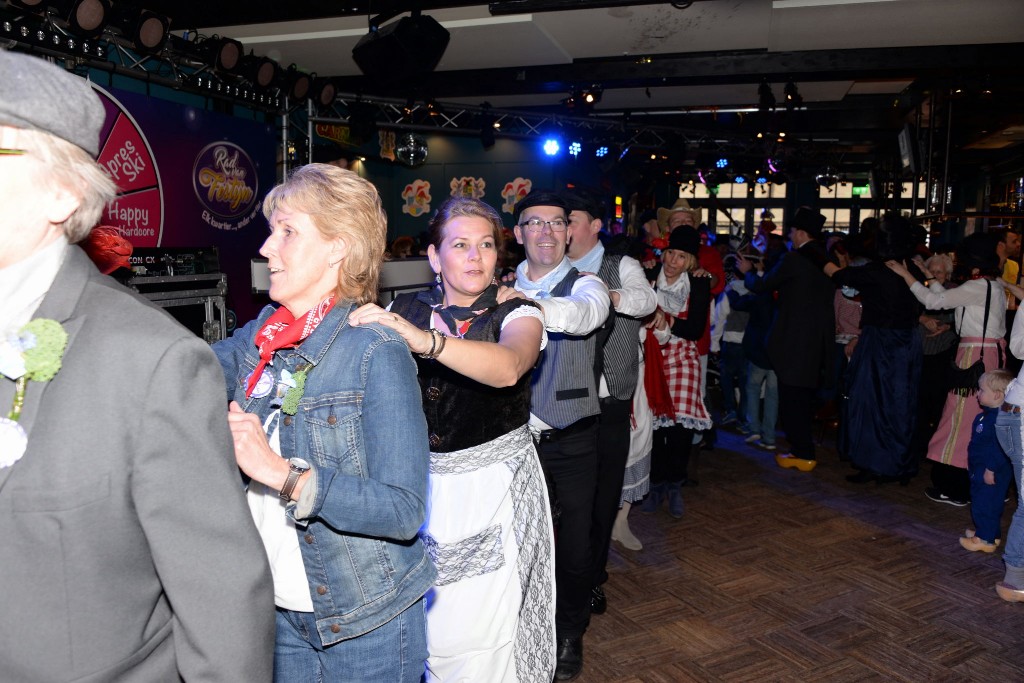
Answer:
[{"left": 6, "top": 49, "right": 1024, "bottom": 683}]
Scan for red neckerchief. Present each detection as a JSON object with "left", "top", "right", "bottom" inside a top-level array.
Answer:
[{"left": 246, "top": 296, "right": 335, "bottom": 397}]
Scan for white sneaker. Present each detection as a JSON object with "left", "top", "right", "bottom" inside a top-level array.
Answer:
[{"left": 744, "top": 433, "right": 761, "bottom": 444}]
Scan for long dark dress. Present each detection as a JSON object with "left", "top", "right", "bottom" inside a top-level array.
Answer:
[
  {"left": 831, "top": 262, "right": 923, "bottom": 478},
  {"left": 389, "top": 292, "right": 556, "bottom": 683}
]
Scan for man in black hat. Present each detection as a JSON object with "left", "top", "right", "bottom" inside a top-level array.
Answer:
[
  {"left": 563, "top": 190, "right": 657, "bottom": 621},
  {"left": 739, "top": 206, "right": 835, "bottom": 472},
  {"left": 511, "top": 190, "right": 611, "bottom": 681}
]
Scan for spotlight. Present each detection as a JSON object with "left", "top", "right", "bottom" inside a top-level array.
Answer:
[
  {"left": 784, "top": 81, "right": 802, "bottom": 111},
  {"left": 755, "top": 173, "right": 768, "bottom": 184},
  {"left": 202, "top": 36, "right": 245, "bottom": 73},
  {"left": 284, "top": 65, "right": 311, "bottom": 103},
  {"left": 241, "top": 55, "right": 281, "bottom": 91},
  {"left": 543, "top": 138, "right": 560, "bottom": 156},
  {"left": 716, "top": 157, "right": 729, "bottom": 169},
  {"left": 569, "top": 141, "right": 582, "bottom": 157},
  {"left": 425, "top": 98, "right": 443, "bottom": 117},
  {"left": 734, "top": 174, "right": 747, "bottom": 184},
  {"left": 66, "top": 0, "right": 110, "bottom": 39},
  {"left": 127, "top": 9, "right": 169, "bottom": 54},
  {"left": 595, "top": 145, "right": 609, "bottom": 158},
  {"left": 758, "top": 80, "right": 775, "bottom": 113},
  {"left": 310, "top": 78, "right": 337, "bottom": 109},
  {"left": 402, "top": 98, "right": 416, "bottom": 117}
]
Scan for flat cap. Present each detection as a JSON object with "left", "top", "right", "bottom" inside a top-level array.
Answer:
[{"left": 0, "top": 49, "right": 105, "bottom": 157}]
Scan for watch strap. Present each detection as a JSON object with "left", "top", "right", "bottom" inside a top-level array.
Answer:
[{"left": 279, "top": 462, "right": 305, "bottom": 501}]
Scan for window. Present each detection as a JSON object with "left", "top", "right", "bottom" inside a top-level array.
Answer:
[
  {"left": 821, "top": 208, "right": 852, "bottom": 232},
  {"left": 678, "top": 183, "right": 711, "bottom": 200}
]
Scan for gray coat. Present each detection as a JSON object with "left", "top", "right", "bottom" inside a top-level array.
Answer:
[{"left": 0, "top": 247, "right": 275, "bottom": 682}]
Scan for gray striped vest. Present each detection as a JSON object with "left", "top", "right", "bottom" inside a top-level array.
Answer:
[
  {"left": 596, "top": 253, "right": 643, "bottom": 401},
  {"left": 529, "top": 268, "right": 602, "bottom": 429}
]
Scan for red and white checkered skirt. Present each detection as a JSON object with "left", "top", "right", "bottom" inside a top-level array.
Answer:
[{"left": 654, "top": 337, "right": 712, "bottom": 430}]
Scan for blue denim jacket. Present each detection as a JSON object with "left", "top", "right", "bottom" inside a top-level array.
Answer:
[{"left": 214, "top": 301, "right": 436, "bottom": 646}]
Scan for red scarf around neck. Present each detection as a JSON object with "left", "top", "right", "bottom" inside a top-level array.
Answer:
[{"left": 246, "top": 297, "right": 335, "bottom": 397}]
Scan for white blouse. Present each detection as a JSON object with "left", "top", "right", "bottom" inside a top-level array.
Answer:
[{"left": 910, "top": 278, "right": 1006, "bottom": 340}]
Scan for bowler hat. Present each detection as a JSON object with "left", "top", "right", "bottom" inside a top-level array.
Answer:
[
  {"left": 513, "top": 190, "right": 567, "bottom": 224},
  {"left": 787, "top": 207, "right": 826, "bottom": 238},
  {"left": 667, "top": 225, "right": 700, "bottom": 256}
]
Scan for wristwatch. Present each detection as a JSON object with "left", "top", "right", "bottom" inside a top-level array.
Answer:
[{"left": 279, "top": 457, "right": 311, "bottom": 501}]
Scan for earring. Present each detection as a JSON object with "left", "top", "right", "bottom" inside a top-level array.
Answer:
[{"left": 435, "top": 273, "right": 441, "bottom": 284}]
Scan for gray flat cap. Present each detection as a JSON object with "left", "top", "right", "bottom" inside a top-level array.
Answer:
[{"left": 0, "top": 49, "right": 105, "bottom": 157}]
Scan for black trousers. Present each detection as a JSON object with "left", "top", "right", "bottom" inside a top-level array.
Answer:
[
  {"left": 778, "top": 382, "right": 817, "bottom": 460},
  {"left": 535, "top": 418, "right": 600, "bottom": 639},
  {"left": 650, "top": 423, "right": 694, "bottom": 485},
  {"left": 590, "top": 397, "right": 631, "bottom": 588}
]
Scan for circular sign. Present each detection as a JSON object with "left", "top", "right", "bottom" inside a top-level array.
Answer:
[
  {"left": 92, "top": 85, "right": 164, "bottom": 247},
  {"left": 192, "top": 141, "right": 260, "bottom": 228}
]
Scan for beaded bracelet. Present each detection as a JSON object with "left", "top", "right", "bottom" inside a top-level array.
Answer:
[{"left": 417, "top": 328, "right": 439, "bottom": 359}]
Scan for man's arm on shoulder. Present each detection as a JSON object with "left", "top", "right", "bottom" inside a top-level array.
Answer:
[
  {"left": 536, "top": 273, "right": 610, "bottom": 335},
  {"left": 134, "top": 335, "right": 274, "bottom": 682},
  {"left": 612, "top": 255, "right": 658, "bottom": 318}
]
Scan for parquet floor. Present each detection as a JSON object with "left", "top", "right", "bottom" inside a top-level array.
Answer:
[{"left": 584, "top": 428, "right": 1024, "bottom": 682}]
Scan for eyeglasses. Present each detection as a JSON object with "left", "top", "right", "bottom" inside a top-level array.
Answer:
[
  {"left": 0, "top": 148, "right": 27, "bottom": 155},
  {"left": 519, "top": 218, "right": 568, "bottom": 233}
]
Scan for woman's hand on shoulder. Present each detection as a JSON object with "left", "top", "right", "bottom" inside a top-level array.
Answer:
[
  {"left": 692, "top": 267, "right": 711, "bottom": 278},
  {"left": 496, "top": 284, "right": 528, "bottom": 304},
  {"left": 347, "top": 303, "right": 433, "bottom": 355}
]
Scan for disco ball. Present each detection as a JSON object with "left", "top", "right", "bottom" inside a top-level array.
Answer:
[
  {"left": 815, "top": 166, "right": 839, "bottom": 188},
  {"left": 396, "top": 133, "right": 429, "bottom": 167}
]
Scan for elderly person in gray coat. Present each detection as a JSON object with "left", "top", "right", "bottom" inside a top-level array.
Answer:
[{"left": 0, "top": 50, "right": 275, "bottom": 682}]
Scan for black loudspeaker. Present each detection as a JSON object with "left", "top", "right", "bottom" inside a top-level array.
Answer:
[{"left": 352, "top": 14, "right": 450, "bottom": 83}]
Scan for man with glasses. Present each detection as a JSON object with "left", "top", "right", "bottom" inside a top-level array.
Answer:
[
  {"left": 0, "top": 50, "right": 274, "bottom": 681},
  {"left": 511, "top": 190, "right": 610, "bottom": 681}
]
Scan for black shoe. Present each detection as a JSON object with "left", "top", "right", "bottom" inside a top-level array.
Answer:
[
  {"left": 589, "top": 586, "right": 607, "bottom": 615},
  {"left": 845, "top": 470, "right": 875, "bottom": 484},
  {"left": 924, "top": 487, "right": 969, "bottom": 507},
  {"left": 555, "top": 636, "right": 583, "bottom": 681}
]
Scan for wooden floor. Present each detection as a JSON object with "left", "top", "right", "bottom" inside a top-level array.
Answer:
[{"left": 585, "top": 428, "right": 1024, "bottom": 682}]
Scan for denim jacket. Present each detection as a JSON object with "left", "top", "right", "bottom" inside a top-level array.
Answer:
[{"left": 214, "top": 300, "right": 436, "bottom": 646}]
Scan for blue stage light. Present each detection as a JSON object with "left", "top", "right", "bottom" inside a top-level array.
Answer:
[
  {"left": 595, "top": 145, "right": 609, "bottom": 158},
  {"left": 544, "top": 138, "right": 560, "bottom": 156},
  {"left": 569, "top": 141, "right": 582, "bottom": 157},
  {"left": 734, "top": 175, "right": 746, "bottom": 184},
  {"left": 716, "top": 157, "right": 729, "bottom": 169}
]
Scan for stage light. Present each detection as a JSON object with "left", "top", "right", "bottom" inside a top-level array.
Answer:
[
  {"left": 543, "top": 138, "right": 560, "bottom": 156},
  {"left": 311, "top": 78, "right": 337, "bottom": 109},
  {"left": 425, "top": 98, "right": 444, "bottom": 117},
  {"left": 241, "top": 55, "right": 280, "bottom": 90},
  {"left": 401, "top": 98, "right": 416, "bottom": 117},
  {"left": 284, "top": 65, "right": 311, "bottom": 103},
  {"left": 595, "top": 145, "right": 609, "bottom": 158},
  {"left": 784, "top": 81, "right": 802, "bottom": 111},
  {"left": 569, "top": 141, "right": 582, "bottom": 157},
  {"left": 734, "top": 174, "right": 747, "bottom": 184},
  {"left": 128, "top": 9, "right": 169, "bottom": 54},
  {"left": 758, "top": 80, "right": 775, "bottom": 113},
  {"left": 716, "top": 157, "right": 729, "bottom": 169},
  {"left": 67, "top": 0, "right": 110, "bottom": 39},
  {"left": 202, "top": 36, "right": 245, "bottom": 73}
]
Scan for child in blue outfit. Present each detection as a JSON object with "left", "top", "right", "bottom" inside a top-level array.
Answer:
[{"left": 960, "top": 369, "right": 1015, "bottom": 553}]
